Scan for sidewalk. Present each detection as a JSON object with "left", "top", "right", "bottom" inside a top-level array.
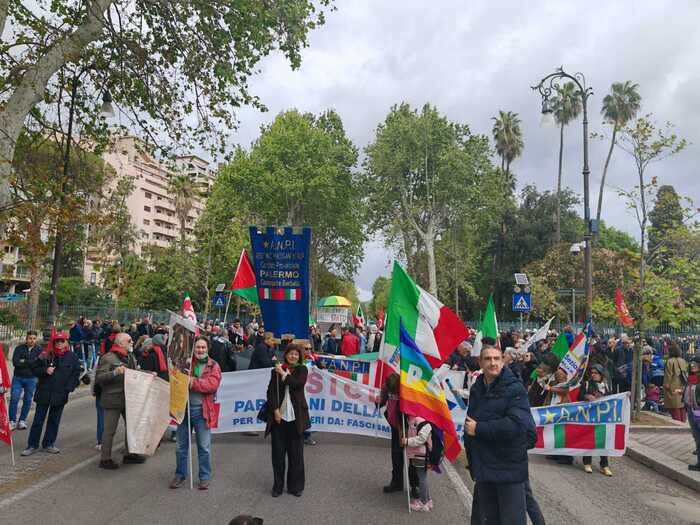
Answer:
[{"left": 626, "top": 411, "right": 700, "bottom": 492}]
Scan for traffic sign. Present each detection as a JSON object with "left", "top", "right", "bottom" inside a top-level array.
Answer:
[
  {"left": 212, "top": 292, "right": 227, "bottom": 308},
  {"left": 512, "top": 292, "right": 532, "bottom": 313}
]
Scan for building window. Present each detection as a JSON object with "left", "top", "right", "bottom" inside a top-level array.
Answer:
[
  {"left": 144, "top": 205, "right": 151, "bottom": 212},
  {"left": 142, "top": 232, "right": 149, "bottom": 239},
  {"left": 143, "top": 219, "right": 150, "bottom": 225},
  {"left": 145, "top": 191, "right": 152, "bottom": 199},
  {"left": 90, "top": 272, "right": 97, "bottom": 285}
]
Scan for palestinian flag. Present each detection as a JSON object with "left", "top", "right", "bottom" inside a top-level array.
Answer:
[
  {"left": 399, "top": 323, "right": 461, "bottom": 462},
  {"left": 530, "top": 392, "right": 630, "bottom": 456},
  {"left": 354, "top": 304, "right": 366, "bottom": 327},
  {"left": 376, "top": 262, "right": 467, "bottom": 386},
  {"left": 181, "top": 294, "right": 197, "bottom": 324},
  {"left": 230, "top": 249, "right": 259, "bottom": 304}
]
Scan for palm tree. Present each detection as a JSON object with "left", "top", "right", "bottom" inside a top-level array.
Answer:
[
  {"left": 169, "top": 173, "right": 196, "bottom": 245},
  {"left": 551, "top": 82, "right": 582, "bottom": 243},
  {"left": 596, "top": 81, "right": 641, "bottom": 226},
  {"left": 492, "top": 110, "right": 524, "bottom": 177}
]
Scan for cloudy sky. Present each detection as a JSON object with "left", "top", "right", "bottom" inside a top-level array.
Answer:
[{"left": 225, "top": 1, "right": 700, "bottom": 300}]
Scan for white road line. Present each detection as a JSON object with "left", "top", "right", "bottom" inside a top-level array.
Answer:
[
  {"left": 0, "top": 441, "right": 124, "bottom": 510},
  {"left": 443, "top": 459, "right": 472, "bottom": 510}
]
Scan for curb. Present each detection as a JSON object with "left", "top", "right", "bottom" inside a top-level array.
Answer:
[
  {"left": 626, "top": 442, "right": 700, "bottom": 493},
  {"left": 630, "top": 425, "right": 690, "bottom": 433}
]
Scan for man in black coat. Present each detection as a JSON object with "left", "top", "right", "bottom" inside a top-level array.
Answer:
[
  {"left": 9, "top": 330, "right": 42, "bottom": 430},
  {"left": 464, "top": 342, "right": 536, "bottom": 525},
  {"left": 22, "top": 331, "right": 81, "bottom": 456},
  {"left": 249, "top": 332, "right": 277, "bottom": 370},
  {"left": 210, "top": 328, "right": 237, "bottom": 373}
]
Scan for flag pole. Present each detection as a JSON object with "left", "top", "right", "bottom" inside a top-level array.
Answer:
[
  {"left": 187, "top": 336, "right": 196, "bottom": 490},
  {"left": 9, "top": 431, "right": 15, "bottom": 467},
  {"left": 223, "top": 291, "right": 233, "bottom": 326},
  {"left": 402, "top": 413, "right": 411, "bottom": 514}
]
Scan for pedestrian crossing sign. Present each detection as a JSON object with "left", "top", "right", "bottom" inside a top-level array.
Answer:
[
  {"left": 512, "top": 292, "right": 531, "bottom": 313},
  {"left": 212, "top": 293, "right": 226, "bottom": 308}
]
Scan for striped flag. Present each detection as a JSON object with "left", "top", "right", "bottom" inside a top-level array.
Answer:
[
  {"left": 530, "top": 392, "right": 630, "bottom": 456},
  {"left": 399, "top": 322, "right": 461, "bottom": 462},
  {"left": 258, "top": 288, "right": 302, "bottom": 301}
]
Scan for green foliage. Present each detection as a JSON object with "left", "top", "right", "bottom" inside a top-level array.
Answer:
[
  {"left": 317, "top": 267, "right": 358, "bottom": 305},
  {"left": 40, "top": 276, "right": 111, "bottom": 307},
  {"left": 601, "top": 81, "right": 641, "bottom": 128},
  {"left": 0, "top": 308, "right": 21, "bottom": 328},
  {"left": 596, "top": 222, "right": 638, "bottom": 252},
  {"left": 492, "top": 110, "right": 524, "bottom": 174},
  {"left": 553, "top": 82, "right": 582, "bottom": 126},
  {"left": 369, "top": 276, "right": 391, "bottom": 315}
]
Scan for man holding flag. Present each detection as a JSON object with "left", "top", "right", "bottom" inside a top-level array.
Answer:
[{"left": 465, "top": 341, "right": 536, "bottom": 525}]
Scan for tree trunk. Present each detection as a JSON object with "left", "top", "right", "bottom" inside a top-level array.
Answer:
[
  {"left": 424, "top": 222, "right": 438, "bottom": 297},
  {"left": 596, "top": 126, "right": 617, "bottom": 228},
  {"left": 27, "top": 265, "right": 42, "bottom": 330},
  {"left": 555, "top": 123, "right": 564, "bottom": 244},
  {"left": 49, "top": 230, "right": 64, "bottom": 324}
]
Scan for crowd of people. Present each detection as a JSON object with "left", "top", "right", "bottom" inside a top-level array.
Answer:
[{"left": 2, "top": 316, "right": 700, "bottom": 522}]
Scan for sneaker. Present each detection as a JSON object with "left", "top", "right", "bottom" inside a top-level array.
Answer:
[
  {"left": 600, "top": 466, "right": 613, "bottom": 477},
  {"left": 198, "top": 480, "right": 210, "bottom": 490},
  {"left": 99, "top": 459, "right": 120, "bottom": 470},
  {"left": 169, "top": 476, "right": 186, "bottom": 489},
  {"left": 410, "top": 500, "right": 429, "bottom": 512},
  {"left": 21, "top": 447, "right": 38, "bottom": 456},
  {"left": 383, "top": 483, "right": 402, "bottom": 493},
  {"left": 583, "top": 464, "right": 593, "bottom": 473},
  {"left": 9, "top": 421, "right": 17, "bottom": 431},
  {"left": 304, "top": 437, "right": 317, "bottom": 446},
  {"left": 42, "top": 446, "right": 60, "bottom": 454},
  {"left": 18, "top": 420, "right": 27, "bottom": 430},
  {"left": 95, "top": 443, "right": 102, "bottom": 451}
]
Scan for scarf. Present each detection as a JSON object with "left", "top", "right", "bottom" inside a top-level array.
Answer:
[
  {"left": 143, "top": 344, "right": 168, "bottom": 373},
  {"left": 110, "top": 344, "right": 129, "bottom": 358},
  {"left": 689, "top": 374, "right": 699, "bottom": 385},
  {"left": 193, "top": 356, "right": 209, "bottom": 378}
]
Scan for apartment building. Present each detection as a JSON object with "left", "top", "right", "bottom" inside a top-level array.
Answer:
[
  {"left": 83, "top": 136, "right": 217, "bottom": 284},
  {"left": 0, "top": 244, "right": 30, "bottom": 295}
]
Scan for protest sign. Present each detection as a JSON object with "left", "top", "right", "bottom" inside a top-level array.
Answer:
[
  {"left": 249, "top": 226, "right": 311, "bottom": 341},
  {"left": 529, "top": 392, "right": 630, "bottom": 456},
  {"left": 124, "top": 369, "right": 171, "bottom": 455},
  {"left": 316, "top": 307, "right": 350, "bottom": 325},
  {"left": 168, "top": 312, "right": 196, "bottom": 424}
]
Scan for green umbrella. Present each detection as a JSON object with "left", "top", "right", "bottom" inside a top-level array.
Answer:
[{"left": 317, "top": 295, "right": 351, "bottom": 307}]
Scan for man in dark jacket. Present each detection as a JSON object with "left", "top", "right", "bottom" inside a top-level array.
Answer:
[
  {"left": 210, "top": 328, "right": 236, "bottom": 373},
  {"left": 249, "top": 332, "right": 277, "bottom": 370},
  {"left": 137, "top": 316, "right": 154, "bottom": 338},
  {"left": 9, "top": 331, "right": 42, "bottom": 430},
  {"left": 22, "top": 331, "right": 81, "bottom": 456},
  {"left": 465, "top": 343, "right": 536, "bottom": 525},
  {"left": 613, "top": 336, "right": 634, "bottom": 393}
]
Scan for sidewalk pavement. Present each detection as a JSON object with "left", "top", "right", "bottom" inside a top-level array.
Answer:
[{"left": 626, "top": 411, "right": 700, "bottom": 492}]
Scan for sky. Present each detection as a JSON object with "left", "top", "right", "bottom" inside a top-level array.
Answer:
[{"left": 223, "top": 1, "right": 700, "bottom": 301}]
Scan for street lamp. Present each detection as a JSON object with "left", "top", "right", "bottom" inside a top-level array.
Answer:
[
  {"left": 539, "top": 98, "right": 556, "bottom": 128},
  {"left": 101, "top": 90, "right": 115, "bottom": 118},
  {"left": 532, "top": 67, "right": 595, "bottom": 320}
]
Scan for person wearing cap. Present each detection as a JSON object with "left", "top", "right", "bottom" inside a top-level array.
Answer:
[
  {"left": 684, "top": 356, "right": 700, "bottom": 471},
  {"left": 578, "top": 364, "right": 613, "bottom": 476},
  {"left": 266, "top": 343, "right": 310, "bottom": 497},
  {"left": 22, "top": 330, "right": 81, "bottom": 456}
]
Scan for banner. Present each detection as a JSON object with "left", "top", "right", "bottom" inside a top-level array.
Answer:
[
  {"left": 250, "top": 226, "right": 311, "bottom": 341},
  {"left": 316, "top": 307, "right": 350, "bottom": 324},
  {"left": 168, "top": 312, "right": 196, "bottom": 424},
  {"left": 212, "top": 366, "right": 467, "bottom": 444},
  {"left": 529, "top": 393, "right": 630, "bottom": 456},
  {"left": 124, "top": 369, "right": 171, "bottom": 455}
]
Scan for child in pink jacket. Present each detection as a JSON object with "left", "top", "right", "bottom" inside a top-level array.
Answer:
[{"left": 402, "top": 415, "right": 433, "bottom": 512}]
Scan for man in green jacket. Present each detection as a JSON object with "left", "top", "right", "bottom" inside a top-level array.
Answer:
[{"left": 95, "top": 332, "right": 143, "bottom": 469}]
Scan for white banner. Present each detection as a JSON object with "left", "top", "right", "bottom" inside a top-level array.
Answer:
[
  {"left": 212, "top": 366, "right": 467, "bottom": 442},
  {"left": 316, "top": 307, "right": 350, "bottom": 324},
  {"left": 125, "top": 369, "right": 171, "bottom": 455}
]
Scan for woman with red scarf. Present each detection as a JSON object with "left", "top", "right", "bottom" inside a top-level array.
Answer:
[
  {"left": 266, "top": 343, "right": 310, "bottom": 497},
  {"left": 22, "top": 330, "right": 81, "bottom": 456}
]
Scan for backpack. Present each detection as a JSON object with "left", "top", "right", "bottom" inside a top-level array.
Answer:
[{"left": 417, "top": 421, "right": 444, "bottom": 470}]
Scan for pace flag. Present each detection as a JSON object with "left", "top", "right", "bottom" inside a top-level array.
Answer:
[{"left": 399, "top": 322, "right": 461, "bottom": 462}]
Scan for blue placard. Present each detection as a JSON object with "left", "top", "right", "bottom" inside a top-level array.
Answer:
[
  {"left": 314, "top": 357, "right": 371, "bottom": 375},
  {"left": 212, "top": 293, "right": 226, "bottom": 308},
  {"left": 512, "top": 292, "right": 531, "bottom": 312},
  {"left": 249, "top": 226, "right": 311, "bottom": 340}
]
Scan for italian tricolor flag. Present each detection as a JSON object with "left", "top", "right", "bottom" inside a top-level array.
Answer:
[
  {"left": 259, "top": 288, "right": 302, "bottom": 301},
  {"left": 230, "top": 249, "right": 259, "bottom": 304},
  {"left": 376, "top": 262, "right": 468, "bottom": 386},
  {"left": 535, "top": 423, "right": 626, "bottom": 453}
]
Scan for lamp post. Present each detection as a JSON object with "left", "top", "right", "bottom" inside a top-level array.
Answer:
[{"left": 532, "top": 67, "right": 595, "bottom": 320}]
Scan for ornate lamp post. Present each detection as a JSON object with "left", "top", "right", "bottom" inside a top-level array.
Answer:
[{"left": 532, "top": 67, "right": 595, "bottom": 321}]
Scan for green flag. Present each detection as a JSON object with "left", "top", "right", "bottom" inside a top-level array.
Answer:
[
  {"left": 551, "top": 332, "right": 570, "bottom": 360},
  {"left": 482, "top": 294, "right": 498, "bottom": 339}
]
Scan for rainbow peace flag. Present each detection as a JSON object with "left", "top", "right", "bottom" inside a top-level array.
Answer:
[{"left": 399, "top": 323, "right": 461, "bottom": 462}]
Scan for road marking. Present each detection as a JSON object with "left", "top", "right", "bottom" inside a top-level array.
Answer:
[
  {"left": 442, "top": 459, "right": 472, "bottom": 510},
  {"left": 0, "top": 441, "right": 124, "bottom": 510}
]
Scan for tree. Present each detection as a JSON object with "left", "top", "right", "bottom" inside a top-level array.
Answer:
[
  {"left": 205, "top": 109, "right": 364, "bottom": 303},
  {"left": 491, "top": 110, "right": 524, "bottom": 178},
  {"left": 648, "top": 185, "right": 687, "bottom": 272},
  {"left": 365, "top": 103, "right": 495, "bottom": 296},
  {"left": 596, "top": 81, "right": 641, "bottom": 226},
  {"left": 168, "top": 174, "right": 197, "bottom": 246},
  {"left": 616, "top": 115, "right": 687, "bottom": 419},
  {"left": 551, "top": 82, "right": 582, "bottom": 243},
  {"left": 369, "top": 275, "right": 391, "bottom": 317},
  {"left": 0, "top": 1, "right": 334, "bottom": 207}
]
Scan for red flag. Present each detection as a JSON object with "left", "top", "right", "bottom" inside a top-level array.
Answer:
[
  {"left": 0, "top": 344, "right": 12, "bottom": 445},
  {"left": 377, "top": 305, "right": 385, "bottom": 330},
  {"left": 615, "top": 288, "right": 634, "bottom": 327},
  {"left": 182, "top": 294, "right": 197, "bottom": 324}
]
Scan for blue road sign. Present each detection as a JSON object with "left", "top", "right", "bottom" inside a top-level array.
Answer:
[
  {"left": 212, "top": 293, "right": 227, "bottom": 308},
  {"left": 512, "top": 292, "right": 532, "bottom": 313}
]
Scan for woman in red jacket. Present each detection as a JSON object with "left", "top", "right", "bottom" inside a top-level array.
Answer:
[
  {"left": 170, "top": 336, "right": 222, "bottom": 490},
  {"left": 266, "top": 343, "right": 310, "bottom": 497}
]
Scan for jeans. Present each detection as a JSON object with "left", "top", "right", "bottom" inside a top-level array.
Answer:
[
  {"left": 27, "top": 403, "right": 65, "bottom": 449},
  {"left": 84, "top": 342, "right": 97, "bottom": 369},
  {"left": 583, "top": 455, "right": 609, "bottom": 468},
  {"left": 96, "top": 398, "right": 104, "bottom": 444},
  {"left": 415, "top": 467, "right": 430, "bottom": 504},
  {"left": 175, "top": 405, "right": 211, "bottom": 481},
  {"left": 688, "top": 407, "right": 700, "bottom": 466},
  {"left": 9, "top": 376, "right": 37, "bottom": 422}
]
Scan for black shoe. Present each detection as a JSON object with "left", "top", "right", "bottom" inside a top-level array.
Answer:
[
  {"left": 99, "top": 459, "right": 119, "bottom": 470},
  {"left": 689, "top": 464, "right": 700, "bottom": 472},
  {"left": 289, "top": 491, "right": 303, "bottom": 497},
  {"left": 271, "top": 489, "right": 282, "bottom": 497},
  {"left": 410, "top": 486, "right": 419, "bottom": 499},
  {"left": 383, "top": 483, "right": 402, "bottom": 493},
  {"left": 123, "top": 454, "right": 146, "bottom": 464}
]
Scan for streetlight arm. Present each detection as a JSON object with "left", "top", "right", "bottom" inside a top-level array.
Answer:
[{"left": 531, "top": 67, "right": 593, "bottom": 103}]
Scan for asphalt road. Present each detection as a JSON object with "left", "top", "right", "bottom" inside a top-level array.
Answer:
[{"left": 1, "top": 390, "right": 699, "bottom": 525}]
